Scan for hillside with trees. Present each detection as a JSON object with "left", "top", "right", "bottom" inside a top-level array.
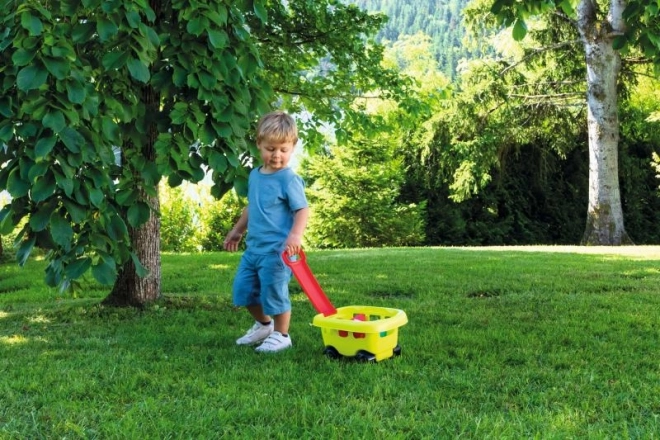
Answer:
[{"left": 353, "top": 0, "right": 478, "bottom": 78}]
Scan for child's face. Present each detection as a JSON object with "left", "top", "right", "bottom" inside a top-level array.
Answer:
[{"left": 257, "top": 138, "right": 295, "bottom": 173}]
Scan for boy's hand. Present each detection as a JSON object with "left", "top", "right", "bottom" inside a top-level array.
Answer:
[
  {"left": 223, "top": 230, "right": 243, "bottom": 252},
  {"left": 284, "top": 233, "right": 303, "bottom": 256}
]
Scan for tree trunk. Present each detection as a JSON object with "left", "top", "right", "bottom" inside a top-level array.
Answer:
[
  {"left": 577, "top": 0, "right": 632, "bottom": 245},
  {"left": 103, "top": 187, "right": 161, "bottom": 307},
  {"left": 103, "top": 0, "right": 163, "bottom": 307}
]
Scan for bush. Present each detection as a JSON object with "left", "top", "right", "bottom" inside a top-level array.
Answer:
[
  {"left": 198, "top": 190, "right": 246, "bottom": 252},
  {"left": 302, "top": 137, "right": 426, "bottom": 249},
  {"left": 159, "top": 183, "right": 202, "bottom": 252}
]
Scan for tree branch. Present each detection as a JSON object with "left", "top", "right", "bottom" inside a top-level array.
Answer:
[{"left": 500, "top": 40, "right": 582, "bottom": 75}]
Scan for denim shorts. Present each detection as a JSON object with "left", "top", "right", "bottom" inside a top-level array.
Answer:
[{"left": 232, "top": 251, "right": 292, "bottom": 315}]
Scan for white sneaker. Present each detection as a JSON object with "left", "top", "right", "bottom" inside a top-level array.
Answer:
[
  {"left": 255, "top": 331, "right": 292, "bottom": 353},
  {"left": 236, "top": 321, "right": 274, "bottom": 346}
]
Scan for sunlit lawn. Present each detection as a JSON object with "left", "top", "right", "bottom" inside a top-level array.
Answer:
[{"left": 1, "top": 246, "right": 659, "bottom": 438}]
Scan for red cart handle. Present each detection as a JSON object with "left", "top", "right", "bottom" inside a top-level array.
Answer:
[{"left": 282, "top": 249, "right": 337, "bottom": 316}]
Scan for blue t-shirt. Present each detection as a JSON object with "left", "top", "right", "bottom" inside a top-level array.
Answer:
[{"left": 245, "top": 166, "right": 308, "bottom": 254}]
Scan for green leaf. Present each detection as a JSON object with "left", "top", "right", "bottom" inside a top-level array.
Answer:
[
  {"left": 612, "top": 35, "right": 628, "bottom": 51},
  {"left": 88, "top": 187, "right": 104, "bottom": 207},
  {"left": 208, "top": 30, "right": 228, "bottom": 49},
  {"left": 97, "top": 18, "right": 119, "bottom": 42},
  {"left": 125, "top": 10, "right": 141, "bottom": 28},
  {"left": 27, "top": 161, "right": 49, "bottom": 182},
  {"left": 43, "top": 57, "right": 70, "bottom": 80},
  {"left": 198, "top": 71, "right": 217, "bottom": 90},
  {"left": 20, "top": 11, "right": 43, "bottom": 36},
  {"left": 17, "top": 65, "right": 49, "bottom": 91},
  {"left": 55, "top": 172, "right": 74, "bottom": 196},
  {"left": 170, "top": 103, "right": 188, "bottom": 124},
  {"left": 50, "top": 212, "right": 73, "bottom": 247},
  {"left": 130, "top": 252, "right": 149, "bottom": 278},
  {"left": 12, "top": 48, "right": 37, "bottom": 66},
  {"left": 102, "top": 50, "right": 129, "bottom": 70},
  {"left": 206, "top": 7, "right": 228, "bottom": 26},
  {"left": 43, "top": 111, "right": 66, "bottom": 133},
  {"left": 108, "top": 214, "right": 128, "bottom": 241},
  {"left": 0, "top": 207, "right": 17, "bottom": 235},
  {"left": 207, "top": 150, "right": 228, "bottom": 173},
  {"left": 168, "top": 173, "right": 183, "bottom": 187},
  {"left": 186, "top": 17, "right": 206, "bottom": 36},
  {"left": 0, "top": 122, "right": 13, "bottom": 142},
  {"left": 234, "top": 175, "right": 248, "bottom": 197},
  {"left": 29, "top": 201, "right": 56, "bottom": 232},
  {"left": 0, "top": 97, "right": 12, "bottom": 118},
  {"left": 127, "top": 201, "right": 150, "bottom": 228},
  {"left": 210, "top": 181, "right": 232, "bottom": 199},
  {"left": 66, "top": 80, "right": 87, "bottom": 104},
  {"left": 559, "top": 0, "right": 575, "bottom": 16},
  {"left": 72, "top": 22, "right": 96, "bottom": 43},
  {"left": 512, "top": 19, "right": 528, "bottom": 41},
  {"left": 16, "top": 235, "right": 36, "bottom": 266},
  {"left": 127, "top": 58, "right": 150, "bottom": 83},
  {"left": 253, "top": 1, "right": 268, "bottom": 23},
  {"left": 92, "top": 258, "right": 117, "bottom": 285},
  {"left": 140, "top": 162, "right": 160, "bottom": 186},
  {"left": 116, "top": 189, "right": 138, "bottom": 205},
  {"left": 101, "top": 117, "right": 120, "bottom": 143},
  {"left": 35, "top": 135, "right": 57, "bottom": 158},
  {"left": 59, "top": 127, "right": 84, "bottom": 153},
  {"left": 32, "top": 172, "right": 57, "bottom": 202},
  {"left": 7, "top": 167, "right": 30, "bottom": 197},
  {"left": 141, "top": 23, "right": 160, "bottom": 46},
  {"left": 63, "top": 199, "right": 87, "bottom": 223},
  {"left": 65, "top": 257, "right": 92, "bottom": 280}
]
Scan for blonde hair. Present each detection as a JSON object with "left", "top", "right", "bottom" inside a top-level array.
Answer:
[{"left": 256, "top": 111, "right": 298, "bottom": 145}]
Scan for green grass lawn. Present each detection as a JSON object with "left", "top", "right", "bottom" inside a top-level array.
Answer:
[{"left": 1, "top": 246, "right": 660, "bottom": 438}]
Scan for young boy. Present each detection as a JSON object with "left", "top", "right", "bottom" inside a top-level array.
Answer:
[{"left": 223, "top": 111, "right": 309, "bottom": 353}]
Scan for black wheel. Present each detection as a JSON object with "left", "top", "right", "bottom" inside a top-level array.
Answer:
[
  {"left": 393, "top": 345, "right": 402, "bottom": 357},
  {"left": 323, "top": 346, "right": 340, "bottom": 359},
  {"left": 355, "top": 350, "right": 376, "bottom": 363}
]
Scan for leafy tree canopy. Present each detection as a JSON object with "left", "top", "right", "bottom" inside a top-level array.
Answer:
[{"left": 0, "top": 0, "right": 407, "bottom": 291}]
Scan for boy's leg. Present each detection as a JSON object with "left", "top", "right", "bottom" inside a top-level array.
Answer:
[
  {"left": 233, "top": 253, "right": 273, "bottom": 345},
  {"left": 273, "top": 310, "right": 290, "bottom": 335},
  {"left": 246, "top": 304, "right": 271, "bottom": 324},
  {"left": 254, "top": 254, "right": 293, "bottom": 352}
]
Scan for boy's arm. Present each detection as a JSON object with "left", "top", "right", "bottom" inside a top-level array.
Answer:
[
  {"left": 284, "top": 207, "right": 309, "bottom": 255},
  {"left": 223, "top": 207, "right": 248, "bottom": 252}
]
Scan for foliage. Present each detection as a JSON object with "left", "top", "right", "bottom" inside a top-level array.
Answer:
[
  {"left": 0, "top": 0, "right": 410, "bottom": 298},
  {"left": 353, "top": 0, "right": 478, "bottom": 79},
  {"left": 302, "top": 134, "right": 426, "bottom": 248},
  {"left": 2, "top": 247, "right": 660, "bottom": 436},
  {"left": 198, "top": 189, "right": 246, "bottom": 252},
  {"left": 0, "top": 0, "right": 271, "bottom": 288},
  {"left": 159, "top": 183, "right": 201, "bottom": 253},
  {"left": 249, "top": 0, "right": 412, "bottom": 150}
]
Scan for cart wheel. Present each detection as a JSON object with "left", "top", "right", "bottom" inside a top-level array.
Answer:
[
  {"left": 323, "top": 346, "right": 340, "bottom": 359},
  {"left": 393, "top": 345, "right": 402, "bottom": 357},
  {"left": 355, "top": 350, "right": 376, "bottom": 363}
]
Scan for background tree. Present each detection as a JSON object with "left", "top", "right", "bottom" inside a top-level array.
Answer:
[
  {"left": 302, "top": 132, "right": 426, "bottom": 249},
  {"left": 467, "top": 0, "right": 660, "bottom": 245}
]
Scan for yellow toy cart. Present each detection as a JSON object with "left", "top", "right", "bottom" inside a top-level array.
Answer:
[{"left": 283, "top": 250, "right": 408, "bottom": 362}]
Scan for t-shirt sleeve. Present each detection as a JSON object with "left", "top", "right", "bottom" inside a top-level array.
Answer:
[{"left": 286, "top": 175, "right": 308, "bottom": 212}]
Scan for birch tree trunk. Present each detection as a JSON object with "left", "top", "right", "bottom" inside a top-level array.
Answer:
[{"left": 577, "top": 0, "right": 632, "bottom": 245}]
